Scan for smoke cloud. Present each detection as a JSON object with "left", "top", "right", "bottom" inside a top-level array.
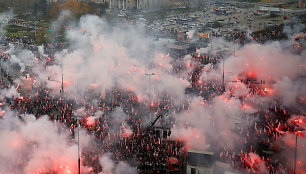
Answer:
[
  {"left": 0, "top": 109, "right": 92, "bottom": 174},
  {"left": 0, "top": 10, "right": 14, "bottom": 36},
  {"left": 38, "top": 15, "right": 189, "bottom": 102}
]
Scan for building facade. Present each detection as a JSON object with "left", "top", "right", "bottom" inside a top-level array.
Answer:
[
  {"left": 105, "top": 0, "right": 173, "bottom": 10},
  {"left": 48, "top": 0, "right": 180, "bottom": 10}
]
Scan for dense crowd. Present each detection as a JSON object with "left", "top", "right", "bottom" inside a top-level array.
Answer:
[
  {"left": 6, "top": 87, "right": 186, "bottom": 173},
  {"left": 0, "top": 29, "right": 305, "bottom": 173}
]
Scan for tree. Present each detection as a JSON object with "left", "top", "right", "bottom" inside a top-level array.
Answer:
[
  {"left": 80, "top": 2, "right": 90, "bottom": 15},
  {"left": 49, "top": 2, "right": 60, "bottom": 19},
  {"left": 60, "top": 0, "right": 81, "bottom": 15}
]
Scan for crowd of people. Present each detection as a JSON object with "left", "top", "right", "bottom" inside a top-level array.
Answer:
[
  {"left": 0, "top": 28, "right": 305, "bottom": 174},
  {"left": 0, "top": 36, "right": 227, "bottom": 173},
  {"left": 6, "top": 87, "right": 186, "bottom": 173}
]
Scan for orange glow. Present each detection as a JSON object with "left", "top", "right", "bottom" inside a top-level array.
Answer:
[
  {"left": 0, "top": 110, "right": 5, "bottom": 118},
  {"left": 128, "top": 66, "right": 138, "bottom": 74},
  {"left": 86, "top": 118, "right": 95, "bottom": 127},
  {"left": 192, "top": 129, "right": 200, "bottom": 139},
  {"left": 294, "top": 119, "right": 303, "bottom": 124},
  {"left": 247, "top": 72, "right": 255, "bottom": 77},
  {"left": 63, "top": 80, "right": 71, "bottom": 87},
  {"left": 31, "top": 164, "right": 76, "bottom": 174},
  {"left": 79, "top": 28, "right": 86, "bottom": 33},
  {"left": 241, "top": 104, "right": 252, "bottom": 110},
  {"left": 264, "top": 87, "right": 273, "bottom": 95},
  {"left": 59, "top": 165, "right": 73, "bottom": 174},
  {"left": 91, "top": 83, "right": 98, "bottom": 88},
  {"left": 26, "top": 76, "right": 32, "bottom": 81}
]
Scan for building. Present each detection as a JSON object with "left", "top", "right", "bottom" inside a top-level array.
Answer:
[
  {"left": 47, "top": 0, "right": 184, "bottom": 10},
  {"left": 186, "top": 150, "right": 214, "bottom": 174},
  {"left": 105, "top": 0, "right": 134, "bottom": 9},
  {"left": 299, "top": 0, "right": 304, "bottom": 8},
  {"left": 261, "top": 0, "right": 304, "bottom": 8},
  {"left": 186, "top": 150, "right": 240, "bottom": 174},
  {"left": 261, "top": 0, "right": 292, "bottom": 2},
  {"left": 105, "top": 0, "right": 176, "bottom": 10},
  {"left": 168, "top": 41, "right": 196, "bottom": 58}
]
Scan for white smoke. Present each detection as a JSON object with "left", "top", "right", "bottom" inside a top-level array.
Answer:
[
  {"left": 39, "top": 15, "right": 189, "bottom": 102},
  {"left": 99, "top": 153, "right": 137, "bottom": 174},
  {"left": 171, "top": 96, "right": 256, "bottom": 150},
  {"left": 171, "top": 35, "right": 305, "bottom": 151},
  {"left": 224, "top": 41, "right": 305, "bottom": 82},
  {"left": 0, "top": 10, "right": 14, "bottom": 35},
  {"left": 0, "top": 110, "right": 92, "bottom": 174},
  {"left": 50, "top": 10, "right": 73, "bottom": 42},
  {"left": 276, "top": 115, "right": 306, "bottom": 173}
]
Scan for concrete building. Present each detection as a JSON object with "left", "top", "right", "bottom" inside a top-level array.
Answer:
[
  {"left": 105, "top": 0, "right": 175, "bottom": 10},
  {"left": 186, "top": 150, "right": 214, "bottom": 174},
  {"left": 261, "top": 0, "right": 294, "bottom": 2},
  {"left": 186, "top": 150, "right": 240, "bottom": 174},
  {"left": 106, "top": 0, "right": 135, "bottom": 10},
  {"left": 261, "top": 0, "right": 304, "bottom": 8},
  {"left": 48, "top": 0, "right": 181, "bottom": 10}
]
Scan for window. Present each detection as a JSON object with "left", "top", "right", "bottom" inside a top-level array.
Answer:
[{"left": 191, "top": 167, "right": 197, "bottom": 174}]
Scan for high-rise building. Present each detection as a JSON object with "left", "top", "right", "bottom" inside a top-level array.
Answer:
[
  {"left": 261, "top": 0, "right": 293, "bottom": 2},
  {"left": 106, "top": 0, "right": 132, "bottom": 9},
  {"left": 105, "top": 0, "right": 174, "bottom": 10},
  {"left": 47, "top": 0, "right": 178, "bottom": 10},
  {"left": 299, "top": 0, "right": 304, "bottom": 8}
]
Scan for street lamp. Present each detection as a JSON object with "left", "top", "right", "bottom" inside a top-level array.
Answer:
[
  {"left": 77, "top": 118, "right": 81, "bottom": 174},
  {"left": 61, "top": 53, "right": 64, "bottom": 94},
  {"left": 73, "top": 115, "right": 82, "bottom": 174},
  {"left": 61, "top": 63, "right": 64, "bottom": 94},
  {"left": 48, "top": 77, "right": 63, "bottom": 94},
  {"left": 59, "top": 49, "right": 67, "bottom": 94},
  {"left": 48, "top": 51, "right": 65, "bottom": 94},
  {"left": 145, "top": 72, "right": 155, "bottom": 100},
  {"left": 222, "top": 60, "right": 225, "bottom": 92},
  {"left": 221, "top": 60, "right": 234, "bottom": 93},
  {"left": 145, "top": 72, "right": 155, "bottom": 122},
  {"left": 290, "top": 124, "right": 305, "bottom": 174}
]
